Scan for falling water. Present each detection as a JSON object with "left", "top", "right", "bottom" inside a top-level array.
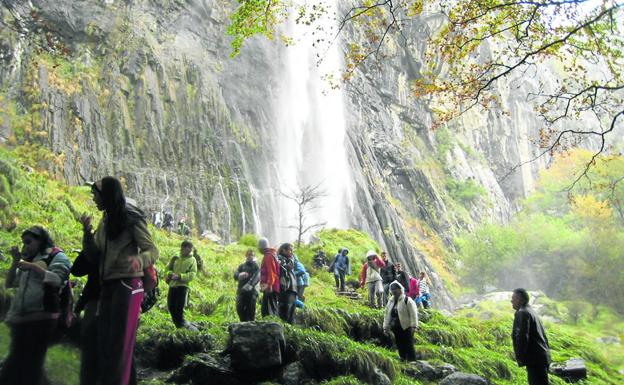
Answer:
[
  {"left": 235, "top": 177, "right": 246, "bottom": 235},
  {"left": 271, "top": 1, "right": 356, "bottom": 242}
]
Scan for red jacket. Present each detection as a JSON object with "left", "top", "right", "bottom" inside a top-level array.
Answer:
[
  {"left": 359, "top": 256, "right": 385, "bottom": 287},
  {"left": 407, "top": 277, "right": 420, "bottom": 299},
  {"left": 260, "top": 248, "right": 280, "bottom": 293}
]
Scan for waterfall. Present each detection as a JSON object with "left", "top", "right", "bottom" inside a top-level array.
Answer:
[
  {"left": 235, "top": 177, "right": 246, "bottom": 234},
  {"left": 271, "top": 1, "right": 356, "bottom": 243}
]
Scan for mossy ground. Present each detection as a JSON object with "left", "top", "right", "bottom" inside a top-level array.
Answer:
[{"left": 0, "top": 146, "right": 623, "bottom": 384}]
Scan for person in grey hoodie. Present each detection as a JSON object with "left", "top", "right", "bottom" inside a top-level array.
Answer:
[{"left": 0, "top": 226, "right": 71, "bottom": 385}]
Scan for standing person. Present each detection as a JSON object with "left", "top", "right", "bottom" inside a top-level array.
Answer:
[
  {"left": 259, "top": 237, "right": 280, "bottom": 317},
  {"left": 383, "top": 281, "right": 419, "bottom": 362},
  {"left": 395, "top": 263, "right": 410, "bottom": 292},
  {"left": 380, "top": 251, "right": 396, "bottom": 305},
  {"left": 328, "top": 248, "right": 351, "bottom": 292},
  {"left": 234, "top": 249, "right": 260, "bottom": 322},
  {"left": 417, "top": 271, "right": 431, "bottom": 309},
  {"left": 294, "top": 256, "right": 309, "bottom": 301},
  {"left": 359, "top": 250, "right": 385, "bottom": 308},
  {"left": 0, "top": 226, "right": 71, "bottom": 385},
  {"left": 511, "top": 288, "right": 551, "bottom": 385},
  {"left": 407, "top": 276, "right": 420, "bottom": 301},
  {"left": 166, "top": 240, "right": 198, "bottom": 329},
  {"left": 277, "top": 243, "right": 298, "bottom": 324},
  {"left": 82, "top": 177, "right": 159, "bottom": 385}
]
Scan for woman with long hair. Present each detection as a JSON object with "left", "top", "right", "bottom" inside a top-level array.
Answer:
[
  {"left": 0, "top": 226, "right": 71, "bottom": 385},
  {"left": 81, "top": 177, "right": 159, "bottom": 385}
]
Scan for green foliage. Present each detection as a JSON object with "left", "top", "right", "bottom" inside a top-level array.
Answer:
[
  {"left": 226, "top": 0, "right": 287, "bottom": 57},
  {"left": 237, "top": 233, "right": 258, "bottom": 247},
  {"left": 445, "top": 178, "right": 486, "bottom": 206}
]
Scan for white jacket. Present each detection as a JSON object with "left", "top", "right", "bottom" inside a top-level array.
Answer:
[{"left": 383, "top": 294, "right": 419, "bottom": 331}]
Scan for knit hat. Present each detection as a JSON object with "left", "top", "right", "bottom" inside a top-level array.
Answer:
[
  {"left": 366, "top": 250, "right": 377, "bottom": 259},
  {"left": 258, "top": 237, "right": 269, "bottom": 250}
]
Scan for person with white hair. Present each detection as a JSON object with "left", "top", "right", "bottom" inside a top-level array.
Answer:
[{"left": 383, "top": 280, "right": 419, "bottom": 361}]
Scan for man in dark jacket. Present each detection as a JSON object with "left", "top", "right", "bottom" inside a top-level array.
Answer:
[
  {"left": 511, "top": 288, "right": 551, "bottom": 385},
  {"left": 380, "top": 252, "right": 396, "bottom": 305},
  {"left": 234, "top": 249, "right": 260, "bottom": 322}
]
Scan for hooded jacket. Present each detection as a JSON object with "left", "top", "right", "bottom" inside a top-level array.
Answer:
[
  {"left": 383, "top": 281, "right": 419, "bottom": 331},
  {"left": 260, "top": 247, "right": 280, "bottom": 293},
  {"left": 6, "top": 250, "right": 71, "bottom": 323},
  {"left": 84, "top": 203, "right": 159, "bottom": 281}
]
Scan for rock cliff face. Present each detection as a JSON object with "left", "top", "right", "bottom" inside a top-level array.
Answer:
[{"left": 0, "top": 0, "right": 544, "bottom": 309}]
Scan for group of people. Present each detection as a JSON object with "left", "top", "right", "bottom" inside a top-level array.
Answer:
[
  {"left": 327, "top": 248, "right": 432, "bottom": 310},
  {"left": 0, "top": 174, "right": 551, "bottom": 385},
  {"left": 1, "top": 176, "right": 159, "bottom": 385}
]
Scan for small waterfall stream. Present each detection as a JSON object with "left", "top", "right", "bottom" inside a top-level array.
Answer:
[{"left": 270, "top": 1, "right": 356, "bottom": 242}]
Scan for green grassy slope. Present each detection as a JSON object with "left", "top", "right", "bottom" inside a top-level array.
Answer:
[{"left": 0, "top": 146, "right": 623, "bottom": 385}]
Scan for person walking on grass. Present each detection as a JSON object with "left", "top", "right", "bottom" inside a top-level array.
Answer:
[
  {"left": 329, "top": 247, "right": 350, "bottom": 292},
  {"left": 277, "top": 243, "right": 298, "bottom": 324},
  {"left": 166, "top": 240, "right": 198, "bottom": 329},
  {"left": 234, "top": 249, "right": 260, "bottom": 322},
  {"left": 0, "top": 226, "right": 71, "bottom": 385},
  {"left": 512, "top": 288, "right": 551, "bottom": 385},
  {"left": 380, "top": 251, "right": 396, "bottom": 305},
  {"left": 383, "top": 281, "right": 418, "bottom": 362},
  {"left": 359, "top": 250, "right": 385, "bottom": 308}
]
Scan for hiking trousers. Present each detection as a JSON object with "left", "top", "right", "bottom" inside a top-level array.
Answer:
[
  {"left": 98, "top": 277, "right": 144, "bottom": 385},
  {"left": 0, "top": 318, "right": 56, "bottom": 385},
  {"left": 368, "top": 281, "right": 383, "bottom": 308},
  {"left": 526, "top": 364, "right": 549, "bottom": 385},
  {"left": 334, "top": 270, "right": 346, "bottom": 291},
  {"left": 393, "top": 325, "right": 416, "bottom": 362},
  {"left": 167, "top": 286, "right": 189, "bottom": 328},
  {"left": 236, "top": 291, "right": 258, "bottom": 322},
  {"left": 279, "top": 291, "right": 297, "bottom": 324},
  {"left": 261, "top": 291, "right": 279, "bottom": 317},
  {"left": 80, "top": 300, "right": 99, "bottom": 385}
]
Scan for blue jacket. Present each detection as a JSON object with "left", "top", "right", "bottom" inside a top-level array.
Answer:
[{"left": 294, "top": 256, "right": 309, "bottom": 287}]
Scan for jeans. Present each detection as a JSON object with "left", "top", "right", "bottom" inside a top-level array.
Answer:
[
  {"left": 368, "top": 281, "right": 383, "bottom": 308},
  {"left": 236, "top": 291, "right": 258, "bottom": 322},
  {"left": 261, "top": 291, "right": 279, "bottom": 317},
  {"left": 334, "top": 270, "right": 346, "bottom": 291},
  {"left": 279, "top": 291, "right": 297, "bottom": 324}
]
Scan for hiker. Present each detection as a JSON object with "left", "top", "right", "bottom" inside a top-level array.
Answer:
[
  {"left": 0, "top": 226, "right": 71, "bottom": 385},
  {"left": 277, "top": 243, "right": 299, "bottom": 324},
  {"left": 178, "top": 219, "right": 191, "bottom": 236},
  {"left": 394, "top": 263, "right": 410, "bottom": 292},
  {"left": 234, "top": 249, "right": 260, "bottom": 322},
  {"left": 417, "top": 271, "right": 431, "bottom": 309},
  {"left": 380, "top": 251, "right": 396, "bottom": 304},
  {"left": 329, "top": 248, "right": 351, "bottom": 292},
  {"left": 359, "top": 250, "right": 385, "bottom": 308},
  {"left": 82, "top": 177, "right": 159, "bottom": 385},
  {"left": 407, "top": 276, "right": 420, "bottom": 300},
  {"left": 163, "top": 211, "right": 174, "bottom": 233},
  {"left": 259, "top": 237, "right": 280, "bottom": 317},
  {"left": 312, "top": 250, "right": 328, "bottom": 269},
  {"left": 511, "top": 288, "right": 551, "bottom": 385},
  {"left": 165, "top": 240, "right": 198, "bottom": 329},
  {"left": 383, "top": 281, "right": 418, "bottom": 362},
  {"left": 294, "top": 256, "right": 310, "bottom": 301}
]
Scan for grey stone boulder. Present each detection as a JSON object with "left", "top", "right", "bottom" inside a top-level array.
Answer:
[
  {"left": 404, "top": 360, "right": 457, "bottom": 381},
  {"left": 369, "top": 368, "right": 392, "bottom": 385},
  {"left": 227, "top": 321, "right": 286, "bottom": 371},
  {"left": 169, "top": 353, "right": 247, "bottom": 385},
  {"left": 440, "top": 372, "right": 489, "bottom": 385},
  {"left": 278, "top": 362, "right": 308, "bottom": 385}
]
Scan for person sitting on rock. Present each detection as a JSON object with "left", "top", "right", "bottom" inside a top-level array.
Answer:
[
  {"left": 359, "top": 250, "right": 385, "bottom": 308},
  {"left": 0, "top": 226, "right": 71, "bottom": 385},
  {"left": 329, "top": 247, "right": 351, "bottom": 292},
  {"left": 259, "top": 237, "right": 280, "bottom": 317},
  {"left": 277, "top": 243, "right": 299, "bottom": 324},
  {"left": 383, "top": 281, "right": 419, "bottom": 362},
  {"left": 234, "top": 249, "right": 260, "bottom": 322},
  {"left": 166, "top": 240, "right": 198, "bottom": 329}
]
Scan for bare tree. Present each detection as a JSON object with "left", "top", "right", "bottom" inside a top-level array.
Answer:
[{"left": 281, "top": 183, "right": 327, "bottom": 247}]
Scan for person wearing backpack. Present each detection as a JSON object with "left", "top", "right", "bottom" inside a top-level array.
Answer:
[
  {"left": 383, "top": 281, "right": 419, "bottom": 362},
  {"left": 0, "top": 226, "right": 71, "bottom": 385},
  {"left": 277, "top": 243, "right": 298, "bottom": 324},
  {"left": 82, "top": 177, "right": 159, "bottom": 385},
  {"left": 234, "top": 249, "right": 260, "bottom": 321},
  {"left": 165, "top": 240, "right": 198, "bottom": 329}
]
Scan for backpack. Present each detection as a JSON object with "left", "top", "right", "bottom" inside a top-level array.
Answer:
[
  {"left": 141, "top": 263, "right": 159, "bottom": 313},
  {"left": 43, "top": 247, "right": 75, "bottom": 330}
]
